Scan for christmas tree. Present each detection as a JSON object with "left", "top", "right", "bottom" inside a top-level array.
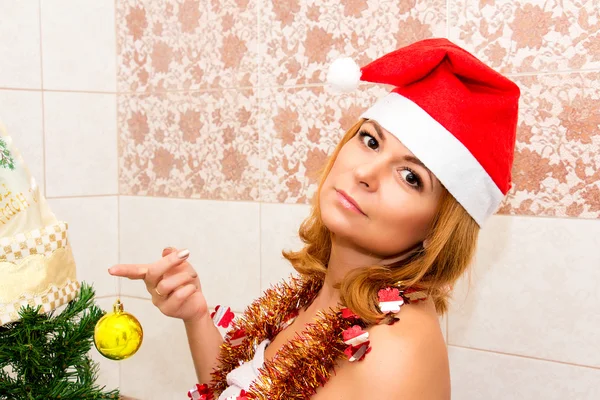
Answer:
[
  {"left": 0, "top": 284, "right": 120, "bottom": 399},
  {"left": 0, "top": 124, "right": 121, "bottom": 399}
]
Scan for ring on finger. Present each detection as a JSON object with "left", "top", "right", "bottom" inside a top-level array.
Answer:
[{"left": 155, "top": 287, "right": 165, "bottom": 297}]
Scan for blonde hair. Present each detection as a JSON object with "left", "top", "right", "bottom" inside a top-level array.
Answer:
[{"left": 283, "top": 119, "right": 480, "bottom": 323}]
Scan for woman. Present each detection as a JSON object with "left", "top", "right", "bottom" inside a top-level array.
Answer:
[{"left": 109, "top": 38, "right": 520, "bottom": 399}]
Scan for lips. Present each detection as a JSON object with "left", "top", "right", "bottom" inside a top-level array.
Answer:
[{"left": 336, "top": 189, "right": 366, "bottom": 216}]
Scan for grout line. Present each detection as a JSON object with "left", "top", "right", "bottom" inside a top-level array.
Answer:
[
  {"left": 45, "top": 193, "right": 310, "bottom": 209},
  {"left": 119, "top": 294, "right": 151, "bottom": 301},
  {"left": 257, "top": 0, "right": 263, "bottom": 295},
  {"left": 259, "top": 203, "right": 262, "bottom": 292},
  {"left": 0, "top": 83, "right": 327, "bottom": 95},
  {"left": 117, "top": 194, "right": 314, "bottom": 209},
  {"left": 113, "top": 0, "right": 119, "bottom": 95},
  {"left": 494, "top": 212, "right": 600, "bottom": 222},
  {"left": 4, "top": 66, "right": 599, "bottom": 97},
  {"left": 114, "top": 0, "right": 121, "bottom": 304},
  {"left": 256, "top": 0, "right": 263, "bottom": 205},
  {"left": 117, "top": 196, "right": 121, "bottom": 294},
  {"left": 38, "top": 0, "right": 47, "bottom": 198},
  {"left": 448, "top": 344, "right": 600, "bottom": 370},
  {"left": 0, "top": 87, "right": 119, "bottom": 94},
  {"left": 506, "top": 67, "right": 600, "bottom": 77},
  {"left": 113, "top": 0, "right": 123, "bottom": 386},
  {"left": 0, "top": 87, "right": 44, "bottom": 93},
  {"left": 45, "top": 193, "right": 119, "bottom": 199}
]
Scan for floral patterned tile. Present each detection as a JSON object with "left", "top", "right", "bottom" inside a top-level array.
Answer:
[
  {"left": 118, "top": 89, "right": 259, "bottom": 200},
  {"left": 116, "top": 0, "right": 257, "bottom": 92},
  {"left": 449, "top": 0, "right": 600, "bottom": 74},
  {"left": 259, "top": 0, "right": 446, "bottom": 87},
  {"left": 498, "top": 72, "right": 600, "bottom": 218},
  {"left": 259, "top": 86, "right": 364, "bottom": 203}
]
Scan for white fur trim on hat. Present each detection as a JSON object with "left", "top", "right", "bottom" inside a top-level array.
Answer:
[{"left": 361, "top": 92, "right": 504, "bottom": 226}]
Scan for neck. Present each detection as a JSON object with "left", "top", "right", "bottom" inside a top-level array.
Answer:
[
  {"left": 310, "top": 236, "right": 379, "bottom": 311},
  {"left": 309, "top": 235, "right": 422, "bottom": 312}
]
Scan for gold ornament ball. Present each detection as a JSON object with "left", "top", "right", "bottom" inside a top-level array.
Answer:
[{"left": 94, "top": 299, "right": 143, "bottom": 360}]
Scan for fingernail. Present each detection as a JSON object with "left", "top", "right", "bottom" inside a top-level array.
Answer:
[
  {"left": 108, "top": 267, "right": 115, "bottom": 274},
  {"left": 177, "top": 249, "right": 190, "bottom": 259},
  {"left": 190, "top": 272, "right": 198, "bottom": 278}
]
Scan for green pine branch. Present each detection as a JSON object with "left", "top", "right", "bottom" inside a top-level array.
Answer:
[
  {"left": 0, "top": 138, "right": 15, "bottom": 170},
  {"left": 0, "top": 283, "right": 120, "bottom": 400}
]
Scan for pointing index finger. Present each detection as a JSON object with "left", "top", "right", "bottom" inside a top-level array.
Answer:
[{"left": 108, "top": 264, "right": 149, "bottom": 280}]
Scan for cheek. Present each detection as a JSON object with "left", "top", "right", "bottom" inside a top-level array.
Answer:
[{"left": 365, "top": 197, "right": 436, "bottom": 255}]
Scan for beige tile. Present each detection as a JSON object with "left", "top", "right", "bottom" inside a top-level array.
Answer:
[
  {"left": 118, "top": 297, "right": 197, "bottom": 399},
  {"left": 497, "top": 72, "right": 600, "bottom": 218},
  {"left": 47, "top": 197, "right": 118, "bottom": 298},
  {"left": 0, "top": 90, "right": 44, "bottom": 193},
  {"left": 259, "top": 0, "right": 445, "bottom": 87},
  {"left": 90, "top": 297, "right": 121, "bottom": 392},
  {"left": 118, "top": 90, "right": 259, "bottom": 201},
  {"left": 119, "top": 196, "right": 261, "bottom": 313},
  {"left": 260, "top": 202, "right": 310, "bottom": 291},
  {"left": 44, "top": 92, "right": 118, "bottom": 197},
  {"left": 448, "top": 215, "right": 600, "bottom": 367},
  {"left": 449, "top": 346, "right": 600, "bottom": 400},
  {"left": 40, "top": 0, "right": 116, "bottom": 91},
  {"left": 448, "top": 0, "right": 600, "bottom": 74},
  {"left": 0, "top": 1, "right": 41, "bottom": 88},
  {"left": 116, "top": 0, "right": 257, "bottom": 92},
  {"left": 259, "top": 86, "right": 359, "bottom": 203}
]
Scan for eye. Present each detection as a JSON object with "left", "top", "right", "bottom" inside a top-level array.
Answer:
[
  {"left": 359, "top": 131, "right": 379, "bottom": 150},
  {"left": 399, "top": 168, "right": 422, "bottom": 189}
]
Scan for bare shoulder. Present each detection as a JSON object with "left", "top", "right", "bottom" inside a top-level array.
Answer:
[
  {"left": 348, "top": 300, "right": 449, "bottom": 398},
  {"left": 310, "top": 299, "right": 450, "bottom": 400}
]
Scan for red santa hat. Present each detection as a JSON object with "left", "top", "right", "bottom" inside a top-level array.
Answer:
[{"left": 327, "top": 38, "right": 520, "bottom": 226}]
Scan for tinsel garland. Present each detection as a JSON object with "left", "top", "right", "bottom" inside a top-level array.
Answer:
[
  {"left": 210, "top": 275, "right": 333, "bottom": 398},
  {"left": 208, "top": 275, "right": 425, "bottom": 399}
]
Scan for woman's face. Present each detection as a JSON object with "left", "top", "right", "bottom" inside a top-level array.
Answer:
[{"left": 320, "top": 120, "right": 443, "bottom": 258}]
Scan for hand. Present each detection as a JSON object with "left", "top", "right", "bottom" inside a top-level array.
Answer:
[{"left": 108, "top": 247, "right": 209, "bottom": 323}]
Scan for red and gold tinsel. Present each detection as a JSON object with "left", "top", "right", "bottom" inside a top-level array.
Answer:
[{"left": 208, "top": 275, "right": 425, "bottom": 399}]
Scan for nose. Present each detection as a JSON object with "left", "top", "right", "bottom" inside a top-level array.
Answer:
[{"left": 353, "top": 157, "right": 386, "bottom": 191}]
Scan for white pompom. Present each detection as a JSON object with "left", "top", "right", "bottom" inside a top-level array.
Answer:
[{"left": 327, "top": 57, "right": 361, "bottom": 92}]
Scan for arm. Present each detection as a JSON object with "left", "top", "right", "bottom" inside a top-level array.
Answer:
[
  {"left": 184, "top": 313, "right": 225, "bottom": 385},
  {"left": 108, "top": 248, "right": 225, "bottom": 388}
]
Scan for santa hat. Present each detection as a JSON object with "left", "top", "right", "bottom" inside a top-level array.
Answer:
[{"left": 327, "top": 38, "right": 520, "bottom": 226}]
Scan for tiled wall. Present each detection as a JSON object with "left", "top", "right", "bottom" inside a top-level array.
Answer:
[
  {"left": 0, "top": 0, "right": 121, "bottom": 393},
  {"left": 1, "top": 1, "right": 599, "bottom": 399}
]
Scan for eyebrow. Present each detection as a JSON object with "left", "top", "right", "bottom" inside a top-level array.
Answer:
[{"left": 369, "top": 122, "right": 386, "bottom": 142}]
